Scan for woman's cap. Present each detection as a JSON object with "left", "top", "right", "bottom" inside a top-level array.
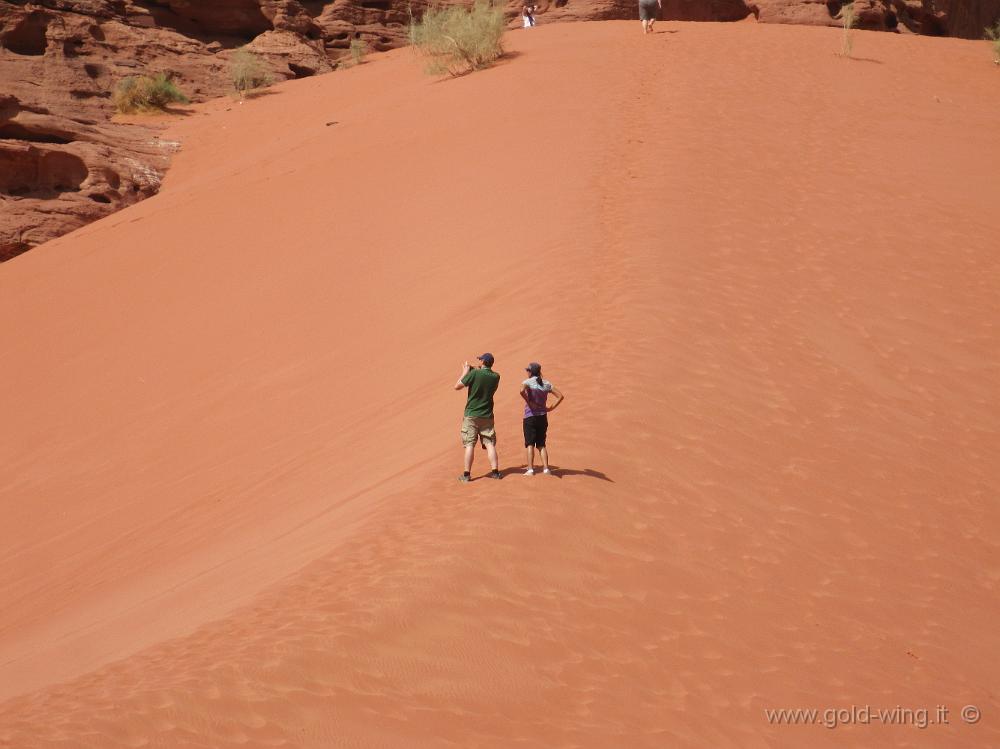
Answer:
[
  {"left": 526, "top": 362, "right": 541, "bottom": 376},
  {"left": 477, "top": 352, "right": 494, "bottom": 366}
]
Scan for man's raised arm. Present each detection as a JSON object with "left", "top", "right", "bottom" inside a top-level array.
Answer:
[{"left": 454, "top": 361, "right": 472, "bottom": 390}]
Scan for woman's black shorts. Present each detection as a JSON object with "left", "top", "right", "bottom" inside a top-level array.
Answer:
[{"left": 523, "top": 414, "right": 549, "bottom": 448}]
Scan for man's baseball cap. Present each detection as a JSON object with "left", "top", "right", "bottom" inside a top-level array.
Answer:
[
  {"left": 526, "top": 362, "right": 541, "bottom": 376},
  {"left": 477, "top": 352, "right": 494, "bottom": 366}
]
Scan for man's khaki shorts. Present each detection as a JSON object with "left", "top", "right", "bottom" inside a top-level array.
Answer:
[{"left": 461, "top": 416, "right": 496, "bottom": 447}]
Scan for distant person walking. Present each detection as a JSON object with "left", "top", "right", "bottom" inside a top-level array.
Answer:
[
  {"left": 639, "top": 0, "right": 661, "bottom": 33},
  {"left": 454, "top": 353, "right": 501, "bottom": 482},
  {"left": 522, "top": 3, "right": 537, "bottom": 27},
  {"left": 520, "top": 362, "right": 564, "bottom": 476}
]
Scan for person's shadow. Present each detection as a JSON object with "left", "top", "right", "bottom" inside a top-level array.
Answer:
[{"left": 499, "top": 466, "right": 613, "bottom": 482}]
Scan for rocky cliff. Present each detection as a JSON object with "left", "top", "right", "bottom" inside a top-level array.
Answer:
[{"left": 2, "top": 0, "right": 998, "bottom": 260}]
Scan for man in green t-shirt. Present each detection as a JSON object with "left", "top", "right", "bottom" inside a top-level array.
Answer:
[{"left": 453, "top": 352, "right": 501, "bottom": 482}]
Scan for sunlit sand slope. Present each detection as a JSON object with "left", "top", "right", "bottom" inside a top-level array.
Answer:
[{"left": 1, "top": 21, "right": 999, "bottom": 748}]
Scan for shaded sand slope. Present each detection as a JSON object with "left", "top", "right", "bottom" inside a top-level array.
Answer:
[{"left": 2, "top": 21, "right": 999, "bottom": 748}]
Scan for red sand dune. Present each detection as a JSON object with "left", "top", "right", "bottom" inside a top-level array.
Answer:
[{"left": 2, "top": 20, "right": 999, "bottom": 748}]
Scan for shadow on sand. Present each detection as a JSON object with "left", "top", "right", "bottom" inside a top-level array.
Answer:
[
  {"left": 160, "top": 105, "right": 196, "bottom": 117},
  {"left": 241, "top": 88, "right": 283, "bottom": 101},
  {"left": 497, "top": 465, "right": 614, "bottom": 482},
  {"left": 840, "top": 55, "right": 884, "bottom": 64},
  {"left": 428, "top": 50, "right": 525, "bottom": 83}
]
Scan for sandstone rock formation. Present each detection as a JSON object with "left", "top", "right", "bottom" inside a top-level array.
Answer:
[
  {"left": 2, "top": 0, "right": 998, "bottom": 260},
  {"left": 0, "top": 92, "right": 171, "bottom": 260},
  {"left": 0, "top": 1, "right": 340, "bottom": 259},
  {"left": 533, "top": 0, "right": 998, "bottom": 34}
]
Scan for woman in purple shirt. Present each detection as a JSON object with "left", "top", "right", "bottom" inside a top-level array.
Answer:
[{"left": 520, "top": 362, "right": 564, "bottom": 476}]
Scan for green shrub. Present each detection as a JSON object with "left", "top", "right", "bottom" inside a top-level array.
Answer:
[
  {"left": 113, "top": 73, "right": 189, "bottom": 114},
  {"left": 230, "top": 47, "right": 273, "bottom": 99},
  {"left": 985, "top": 22, "right": 1000, "bottom": 64},
  {"left": 410, "top": 1, "right": 506, "bottom": 76},
  {"left": 840, "top": 2, "right": 856, "bottom": 57},
  {"left": 349, "top": 38, "right": 367, "bottom": 66}
]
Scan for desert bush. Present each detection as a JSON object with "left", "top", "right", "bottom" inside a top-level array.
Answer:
[
  {"left": 410, "top": 1, "right": 505, "bottom": 76},
  {"left": 985, "top": 22, "right": 1000, "bottom": 64},
  {"left": 230, "top": 47, "right": 273, "bottom": 99},
  {"left": 840, "top": 2, "right": 856, "bottom": 57},
  {"left": 349, "top": 38, "right": 367, "bottom": 66},
  {"left": 113, "top": 73, "right": 189, "bottom": 114}
]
